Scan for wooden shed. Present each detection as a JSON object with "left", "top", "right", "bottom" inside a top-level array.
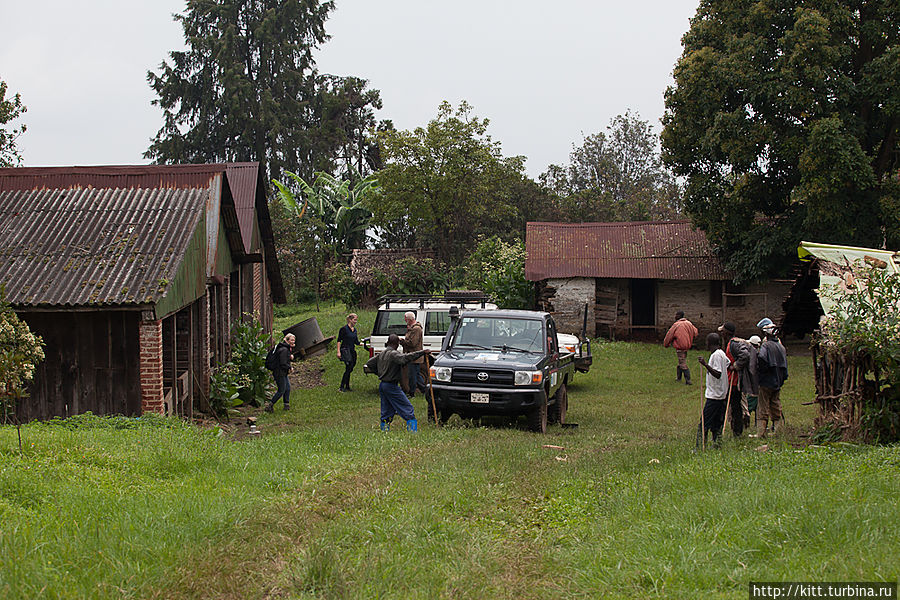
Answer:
[
  {"left": 525, "top": 221, "right": 791, "bottom": 341},
  {"left": 0, "top": 163, "right": 284, "bottom": 422}
]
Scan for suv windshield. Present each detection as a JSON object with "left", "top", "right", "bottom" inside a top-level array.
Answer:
[
  {"left": 453, "top": 316, "right": 544, "bottom": 353},
  {"left": 372, "top": 310, "right": 412, "bottom": 336}
]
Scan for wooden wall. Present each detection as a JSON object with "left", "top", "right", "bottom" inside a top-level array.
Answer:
[{"left": 17, "top": 311, "right": 142, "bottom": 422}]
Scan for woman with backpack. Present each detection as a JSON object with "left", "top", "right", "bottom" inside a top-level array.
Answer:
[{"left": 265, "top": 333, "right": 295, "bottom": 412}]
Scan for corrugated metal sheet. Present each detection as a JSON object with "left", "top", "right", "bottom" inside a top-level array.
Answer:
[
  {"left": 0, "top": 162, "right": 285, "bottom": 303},
  {"left": 0, "top": 187, "right": 205, "bottom": 307},
  {"left": 225, "top": 163, "right": 260, "bottom": 254},
  {"left": 525, "top": 221, "right": 729, "bottom": 281}
]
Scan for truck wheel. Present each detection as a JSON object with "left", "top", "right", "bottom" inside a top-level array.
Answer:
[
  {"left": 528, "top": 391, "right": 548, "bottom": 434},
  {"left": 549, "top": 383, "right": 567, "bottom": 425}
]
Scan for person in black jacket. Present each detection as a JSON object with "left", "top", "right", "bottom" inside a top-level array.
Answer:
[
  {"left": 756, "top": 318, "right": 788, "bottom": 438},
  {"left": 337, "top": 313, "right": 361, "bottom": 392},
  {"left": 377, "top": 334, "right": 430, "bottom": 431},
  {"left": 265, "top": 333, "right": 295, "bottom": 412}
]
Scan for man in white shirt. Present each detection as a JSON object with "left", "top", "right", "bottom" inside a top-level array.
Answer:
[{"left": 697, "top": 332, "right": 731, "bottom": 448}]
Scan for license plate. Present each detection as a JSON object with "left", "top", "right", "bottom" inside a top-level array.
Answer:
[{"left": 470, "top": 393, "right": 489, "bottom": 403}]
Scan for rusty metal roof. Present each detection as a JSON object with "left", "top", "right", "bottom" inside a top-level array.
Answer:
[
  {"left": 0, "top": 186, "right": 206, "bottom": 307},
  {"left": 525, "top": 221, "right": 729, "bottom": 281}
]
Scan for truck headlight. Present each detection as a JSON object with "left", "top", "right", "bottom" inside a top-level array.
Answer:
[
  {"left": 431, "top": 366, "right": 452, "bottom": 382},
  {"left": 514, "top": 370, "right": 542, "bottom": 385}
]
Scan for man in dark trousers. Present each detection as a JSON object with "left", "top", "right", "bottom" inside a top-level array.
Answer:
[
  {"left": 718, "top": 322, "right": 756, "bottom": 436},
  {"left": 377, "top": 333, "right": 430, "bottom": 431},
  {"left": 697, "top": 332, "right": 731, "bottom": 448},
  {"left": 265, "top": 333, "right": 295, "bottom": 412},
  {"left": 663, "top": 310, "right": 699, "bottom": 384},
  {"left": 399, "top": 311, "right": 426, "bottom": 398},
  {"left": 756, "top": 317, "right": 788, "bottom": 438}
]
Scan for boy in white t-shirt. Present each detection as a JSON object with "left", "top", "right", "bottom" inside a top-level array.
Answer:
[{"left": 696, "top": 332, "right": 731, "bottom": 448}]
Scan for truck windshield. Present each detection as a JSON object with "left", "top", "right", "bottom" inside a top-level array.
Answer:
[{"left": 453, "top": 317, "right": 544, "bottom": 353}]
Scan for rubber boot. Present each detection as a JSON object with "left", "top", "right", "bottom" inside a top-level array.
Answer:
[
  {"left": 676, "top": 366, "right": 683, "bottom": 381},
  {"left": 283, "top": 402, "right": 290, "bottom": 411},
  {"left": 264, "top": 401, "right": 274, "bottom": 413},
  {"left": 683, "top": 368, "right": 692, "bottom": 385},
  {"left": 773, "top": 417, "right": 784, "bottom": 436},
  {"left": 756, "top": 419, "right": 768, "bottom": 439},
  {"left": 380, "top": 419, "right": 390, "bottom": 432},
  {"left": 406, "top": 419, "right": 418, "bottom": 432}
]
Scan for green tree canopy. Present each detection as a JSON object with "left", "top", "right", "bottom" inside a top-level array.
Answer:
[
  {"left": 541, "top": 111, "right": 682, "bottom": 222},
  {"left": 146, "top": 0, "right": 383, "bottom": 183},
  {"left": 373, "top": 101, "right": 540, "bottom": 263},
  {"left": 662, "top": 0, "right": 900, "bottom": 282},
  {"left": 0, "top": 79, "right": 26, "bottom": 168}
]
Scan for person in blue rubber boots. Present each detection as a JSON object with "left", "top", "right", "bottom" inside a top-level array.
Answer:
[{"left": 376, "top": 334, "right": 430, "bottom": 431}]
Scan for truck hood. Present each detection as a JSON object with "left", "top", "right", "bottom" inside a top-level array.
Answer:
[{"left": 435, "top": 348, "right": 542, "bottom": 370}]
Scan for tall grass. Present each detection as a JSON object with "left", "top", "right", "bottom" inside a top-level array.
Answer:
[{"left": 1, "top": 302, "right": 897, "bottom": 599}]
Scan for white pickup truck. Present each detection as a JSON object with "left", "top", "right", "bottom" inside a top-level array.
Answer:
[{"left": 363, "top": 293, "right": 591, "bottom": 374}]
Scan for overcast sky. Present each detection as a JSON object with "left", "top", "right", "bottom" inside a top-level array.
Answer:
[{"left": 1, "top": 0, "right": 700, "bottom": 178}]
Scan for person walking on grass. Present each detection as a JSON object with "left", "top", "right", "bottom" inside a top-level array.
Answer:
[
  {"left": 755, "top": 317, "right": 788, "bottom": 438},
  {"left": 377, "top": 334, "right": 430, "bottom": 432},
  {"left": 399, "top": 311, "right": 426, "bottom": 398},
  {"left": 697, "top": 332, "right": 731, "bottom": 448},
  {"left": 337, "top": 313, "right": 361, "bottom": 392},
  {"left": 663, "top": 310, "right": 699, "bottom": 385},
  {"left": 265, "top": 333, "right": 295, "bottom": 412}
]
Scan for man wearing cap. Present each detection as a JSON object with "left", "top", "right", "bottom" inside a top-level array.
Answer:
[
  {"left": 746, "top": 335, "right": 762, "bottom": 426},
  {"left": 717, "top": 322, "right": 756, "bottom": 436},
  {"left": 663, "top": 310, "right": 699, "bottom": 385},
  {"left": 756, "top": 318, "right": 788, "bottom": 437}
]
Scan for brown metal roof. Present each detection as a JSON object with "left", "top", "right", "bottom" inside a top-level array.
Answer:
[
  {"left": 0, "top": 187, "right": 206, "bottom": 307},
  {"left": 525, "top": 221, "right": 729, "bottom": 281}
]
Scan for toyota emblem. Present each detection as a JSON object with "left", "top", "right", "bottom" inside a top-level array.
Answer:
[{"left": 477, "top": 372, "right": 489, "bottom": 382}]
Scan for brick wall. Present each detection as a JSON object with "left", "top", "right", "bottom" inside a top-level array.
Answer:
[
  {"left": 545, "top": 277, "right": 595, "bottom": 336},
  {"left": 139, "top": 319, "right": 164, "bottom": 414}
]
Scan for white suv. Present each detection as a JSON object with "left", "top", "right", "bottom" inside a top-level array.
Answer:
[
  {"left": 364, "top": 293, "right": 498, "bottom": 359},
  {"left": 363, "top": 293, "right": 592, "bottom": 374}
]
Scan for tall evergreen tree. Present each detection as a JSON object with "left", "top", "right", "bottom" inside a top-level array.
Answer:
[
  {"left": 662, "top": 0, "right": 900, "bottom": 282},
  {"left": 146, "top": 0, "right": 382, "bottom": 183}
]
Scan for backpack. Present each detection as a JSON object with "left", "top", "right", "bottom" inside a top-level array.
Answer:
[{"left": 265, "top": 345, "right": 279, "bottom": 371}]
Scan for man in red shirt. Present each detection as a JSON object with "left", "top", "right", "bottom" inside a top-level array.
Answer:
[{"left": 663, "top": 311, "right": 699, "bottom": 385}]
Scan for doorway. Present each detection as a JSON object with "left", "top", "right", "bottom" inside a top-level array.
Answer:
[{"left": 631, "top": 279, "right": 656, "bottom": 328}]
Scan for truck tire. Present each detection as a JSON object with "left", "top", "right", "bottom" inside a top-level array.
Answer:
[
  {"left": 548, "top": 383, "right": 567, "bottom": 425},
  {"left": 528, "top": 391, "right": 548, "bottom": 434}
]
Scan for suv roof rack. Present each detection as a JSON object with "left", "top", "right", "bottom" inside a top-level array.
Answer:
[{"left": 378, "top": 291, "right": 494, "bottom": 309}]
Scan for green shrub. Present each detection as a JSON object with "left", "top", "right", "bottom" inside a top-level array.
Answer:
[
  {"left": 323, "top": 262, "right": 361, "bottom": 307},
  {"left": 0, "top": 293, "right": 45, "bottom": 424},
  {"left": 372, "top": 257, "right": 452, "bottom": 296},
  {"left": 228, "top": 317, "right": 273, "bottom": 408},
  {"left": 463, "top": 236, "right": 532, "bottom": 308}
]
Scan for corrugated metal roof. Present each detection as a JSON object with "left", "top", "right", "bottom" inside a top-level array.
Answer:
[
  {"left": 0, "top": 163, "right": 285, "bottom": 303},
  {"left": 0, "top": 187, "right": 205, "bottom": 307},
  {"left": 525, "top": 221, "right": 729, "bottom": 281}
]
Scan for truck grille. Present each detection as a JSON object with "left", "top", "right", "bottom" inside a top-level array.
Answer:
[{"left": 451, "top": 368, "right": 515, "bottom": 385}]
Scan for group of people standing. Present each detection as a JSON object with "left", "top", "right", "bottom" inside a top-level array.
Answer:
[
  {"left": 664, "top": 312, "right": 789, "bottom": 448},
  {"left": 337, "top": 311, "right": 428, "bottom": 431}
]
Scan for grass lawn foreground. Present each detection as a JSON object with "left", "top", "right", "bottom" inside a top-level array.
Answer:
[{"left": 1, "top": 302, "right": 897, "bottom": 599}]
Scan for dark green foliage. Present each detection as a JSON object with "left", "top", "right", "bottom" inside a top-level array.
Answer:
[
  {"left": 373, "top": 101, "right": 547, "bottom": 263},
  {"left": 209, "top": 317, "right": 272, "bottom": 417},
  {"left": 322, "top": 263, "right": 361, "bottom": 308},
  {"left": 0, "top": 79, "right": 26, "bottom": 168},
  {"left": 463, "top": 237, "right": 532, "bottom": 309},
  {"left": 372, "top": 258, "right": 453, "bottom": 297},
  {"left": 541, "top": 111, "right": 682, "bottom": 222},
  {"left": 145, "top": 0, "right": 383, "bottom": 183},
  {"left": 662, "top": 0, "right": 900, "bottom": 283},
  {"left": 229, "top": 317, "right": 272, "bottom": 407}
]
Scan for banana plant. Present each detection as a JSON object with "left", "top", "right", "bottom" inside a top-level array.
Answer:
[{"left": 272, "top": 170, "right": 380, "bottom": 259}]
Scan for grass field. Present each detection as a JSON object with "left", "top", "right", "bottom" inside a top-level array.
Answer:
[{"left": 1, "top": 302, "right": 897, "bottom": 599}]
